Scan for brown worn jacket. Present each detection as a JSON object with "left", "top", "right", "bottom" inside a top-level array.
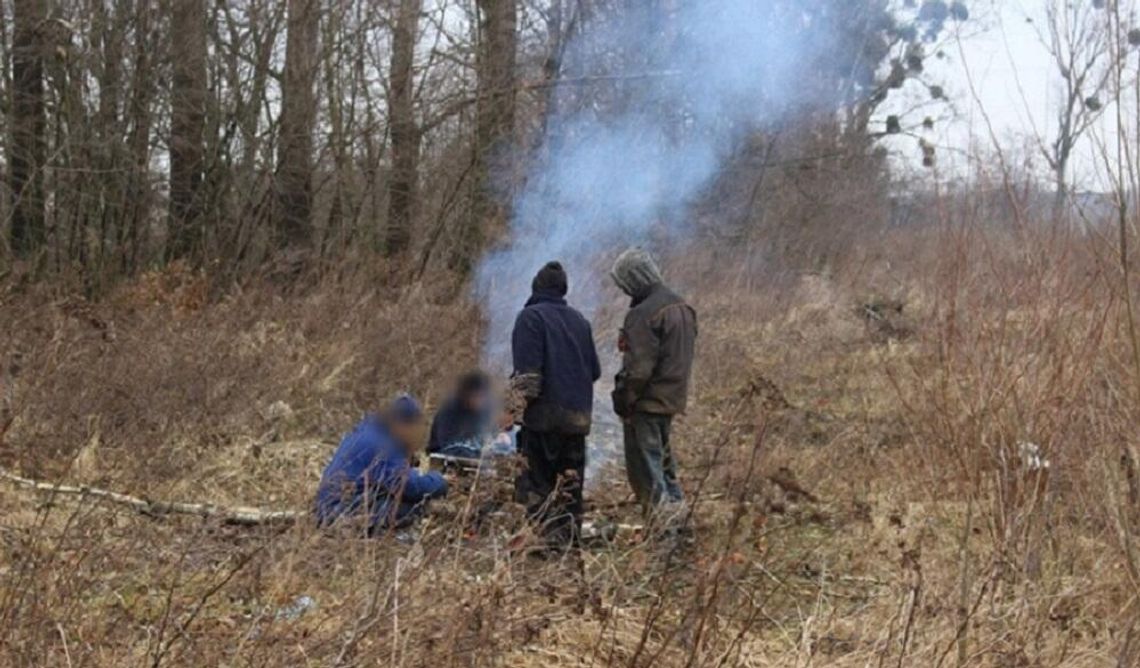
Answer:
[{"left": 612, "top": 284, "right": 697, "bottom": 417}]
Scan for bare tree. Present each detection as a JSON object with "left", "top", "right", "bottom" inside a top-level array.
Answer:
[
  {"left": 168, "top": 0, "right": 208, "bottom": 262},
  {"left": 0, "top": 0, "right": 937, "bottom": 285},
  {"left": 385, "top": 0, "right": 423, "bottom": 259},
  {"left": 211, "top": 0, "right": 284, "bottom": 267},
  {"left": 121, "top": 0, "right": 156, "bottom": 273},
  {"left": 9, "top": 0, "right": 48, "bottom": 260},
  {"left": 453, "top": 0, "right": 517, "bottom": 273},
  {"left": 275, "top": 0, "right": 320, "bottom": 255},
  {"left": 1036, "top": 1, "right": 1112, "bottom": 214}
]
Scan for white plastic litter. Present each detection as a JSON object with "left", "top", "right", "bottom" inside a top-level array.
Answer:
[
  {"left": 274, "top": 595, "right": 316, "bottom": 621},
  {"left": 1018, "top": 441, "right": 1051, "bottom": 472}
]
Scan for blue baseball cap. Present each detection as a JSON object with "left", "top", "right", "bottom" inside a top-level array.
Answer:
[{"left": 387, "top": 393, "right": 424, "bottom": 423}]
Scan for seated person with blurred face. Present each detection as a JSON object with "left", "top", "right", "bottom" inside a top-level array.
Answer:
[
  {"left": 429, "top": 371, "right": 494, "bottom": 458},
  {"left": 314, "top": 394, "right": 448, "bottom": 534},
  {"left": 429, "top": 370, "right": 517, "bottom": 460}
]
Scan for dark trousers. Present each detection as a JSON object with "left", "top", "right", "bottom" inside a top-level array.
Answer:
[
  {"left": 515, "top": 428, "right": 586, "bottom": 548},
  {"left": 624, "top": 412, "right": 683, "bottom": 510}
]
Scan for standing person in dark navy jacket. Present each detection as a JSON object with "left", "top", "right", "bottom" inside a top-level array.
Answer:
[{"left": 511, "top": 261, "right": 601, "bottom": 549}]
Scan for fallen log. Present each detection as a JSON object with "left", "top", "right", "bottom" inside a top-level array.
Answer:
[{"left": 0, "top": 469, "right": 303, "bottom": 526}]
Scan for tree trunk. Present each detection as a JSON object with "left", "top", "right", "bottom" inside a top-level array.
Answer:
[
  {"left": 453, "top": 0, "right": 516, "bottom": 273},
  {"left": 9, "top": 0, "right": 47, "bottom": 260},
  {"left": 1052, "top": 156, "right": 1070, "bottom": 222},
  {"left": 229, "top": 0, "right": 281, "bottom": 267},
  {"left": 168, "top": 0, "right": 207, "bottom": 262},
  {"left": 275, "top": 0, "right": 320, "bottom": 255},
  {"left": 384, "top": 0, "right": 422, "bottom": 259},
  {"left": 121, "top": 0, "right": 154, "bottom": 274},
  {"left": 93, "top": 0, "right": 124, "bottom": 271}
]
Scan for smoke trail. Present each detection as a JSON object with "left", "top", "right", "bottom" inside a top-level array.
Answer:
[
  {"left": 476, "top": 1, "right": 851, "bottom": 477},
  {"left": 477, "top": 1, "right": 844, "bottom": 366}
]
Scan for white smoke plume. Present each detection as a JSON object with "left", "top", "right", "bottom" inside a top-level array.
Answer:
[
  {"left": 477, "top": 1, "right": 848, "bottom": 367},
  {"left": 475, "top": 1, "right": 859, "bottom": 478}
]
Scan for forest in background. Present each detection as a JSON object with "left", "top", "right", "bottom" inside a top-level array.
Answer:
[
  {"left": 0, "top": 0, "right": 974, "bottom": 292},
  {"left": 2, "top": 1, "right": 1140, "bottom": 666}
]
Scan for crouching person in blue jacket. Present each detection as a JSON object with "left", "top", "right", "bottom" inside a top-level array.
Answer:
[{"left": 314, "top": 394, "right": 448, "bottom": 534}]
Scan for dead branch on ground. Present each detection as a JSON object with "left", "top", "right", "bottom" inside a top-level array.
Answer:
[{"left": 0, "top": 468, "right": 302, "bottom": 526}]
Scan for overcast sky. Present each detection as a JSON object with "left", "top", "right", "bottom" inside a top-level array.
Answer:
[{"left": 889, "top": 1, "right": 1121, "bottom": 190}]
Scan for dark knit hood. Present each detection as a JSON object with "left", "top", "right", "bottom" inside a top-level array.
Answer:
[{"left": 531, "top": 261, "right": 568, "bottom": 297}]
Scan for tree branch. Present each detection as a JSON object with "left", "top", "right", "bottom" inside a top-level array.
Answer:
[{"left": 0, "top": 468, "right": 302, "bottom": 526}]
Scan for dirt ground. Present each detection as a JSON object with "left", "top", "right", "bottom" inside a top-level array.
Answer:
[{"left": 0, "top": 251, "right": 1137, "bottom": 666}]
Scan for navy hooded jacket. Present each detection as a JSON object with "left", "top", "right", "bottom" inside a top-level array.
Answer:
[
  {"left": 511, "top": 289, "right": 601, "bottom": 435},
  {"left": 428, "top": 397, "right": 493, "bottom": 456},
  {"left": 315, "top": 415, "right": 448, "bottom": 532}
]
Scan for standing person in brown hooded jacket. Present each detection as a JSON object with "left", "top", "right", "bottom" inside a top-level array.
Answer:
[{"left": 611, "top": 248, "right": 697, "bottom": 517}]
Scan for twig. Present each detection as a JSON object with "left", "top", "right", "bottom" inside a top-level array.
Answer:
[
  {"left": 335, "top": 559, "right": 393, "bottom": 667},
  {"left": 151, "top": 544, "right": 263, "bottom": 667},
  {"left": 897, "top": 553, "right": 923, "bottom": 668},
  {"left": 954, "top": 497, "right": 974, "bottom": 668},
  {"left": 391, "top": 557, "right": 401, "bottom": 667},
  {"left": 56, "top": 623, "right": 73, "bottom": 668},
  {"left": 1119, "top": 617, "right": 1137, "bottom": 668}
]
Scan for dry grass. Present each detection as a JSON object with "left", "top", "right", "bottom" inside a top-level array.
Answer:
[{"left": 0, "top": 224, "right": 1137, "bottom": 667}]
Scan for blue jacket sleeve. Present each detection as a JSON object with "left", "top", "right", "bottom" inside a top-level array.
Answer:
[
  {"left": 511, "top": 309, "right": 545, "bottom": 375},
  {"left": 401, "top": 469, "right": 449, "bottom": 502}
]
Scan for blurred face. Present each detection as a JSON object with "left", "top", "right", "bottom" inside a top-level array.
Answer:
[
  {"left": 463, "top": 388, "right": 491, "bottom": 413},
  {"left": 389, "top": 417, "right": 426, "bottom": 453}
]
